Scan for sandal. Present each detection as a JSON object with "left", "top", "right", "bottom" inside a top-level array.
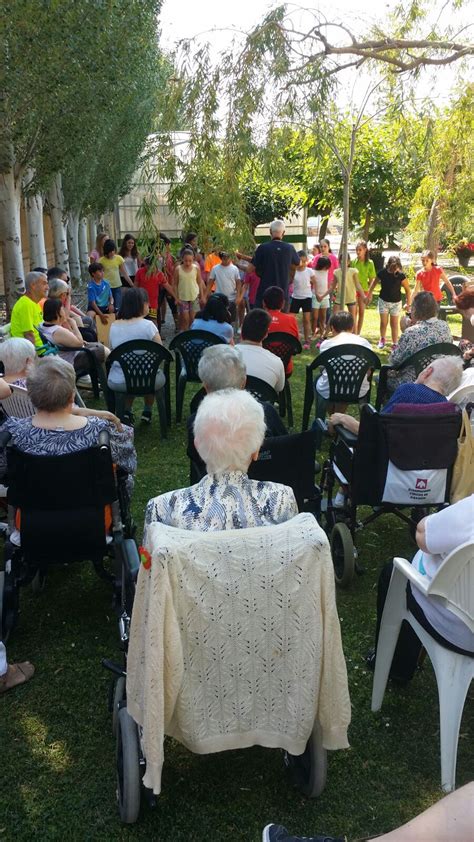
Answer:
[{"left": 0, "top": 661, "right": 35, "bottom": 694}]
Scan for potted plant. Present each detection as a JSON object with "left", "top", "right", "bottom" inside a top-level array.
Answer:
[{"left": 453, "top": 239, "right": 474, "bottom": 268}]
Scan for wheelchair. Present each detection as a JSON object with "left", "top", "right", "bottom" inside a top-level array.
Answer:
[
  {"left": 0, "top": 429, "right": 139, "bottom": 641},
  {"left": 318, "top": 402, "right": 462, "bottom": 587}
]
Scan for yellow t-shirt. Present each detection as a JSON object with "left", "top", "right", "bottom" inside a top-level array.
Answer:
[
  {"left": 333, "top": 267, "right": 359, "bottom": 306},
  {"left": 10, "top": 295, "right": 44, "bottom": 348},
  {"left": 99, "top": 254, "right": 124, "bottom": 289},
  {"left": 177, "top": 265, "right": 200, "bottom": 302}
]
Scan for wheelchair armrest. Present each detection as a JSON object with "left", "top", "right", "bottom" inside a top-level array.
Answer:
[
  {"left": 333, "top": 424, "right": 358, "bottom": 446},
  {"left": 314, "top": 418, "right": 328, "bottom": 435},
  {"left": 123, "top": 538, "right": 140, "bottom": 580},
  {"left": 0, "top": 430, "right": 12, "bottom": 448},
  {"left": 98, "top": 429, "right": 110, "bottom": 450}
]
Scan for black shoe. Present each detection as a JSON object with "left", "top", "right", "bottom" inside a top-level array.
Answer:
[
  {"left": 122, "top": 411, "right": 134, "bottom": 427},
  {"left": 263, "top": 825, "right": 346, "bottom": 842},
  {"left": 141, "top": 409, "right": 152, "bottom": 424}
]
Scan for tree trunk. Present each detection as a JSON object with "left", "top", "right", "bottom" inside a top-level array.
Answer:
[
  {"left": 67, "top": 211, "right": 81, "bottom": 285},
  {"left": 318, "top": 215, "right": 330, "bottom": 240},
  {"left": 78, "top": 217, "right": 89, "bottom": 279},
  {"left": 0, "top": 168, "right": 25, "bottom": 310},
  {"left": 25, "top": 192, "right": 47, "bottom": 270},
  {"left": 426, "top": 197, "right": 440, "bottom": 258},
  {"left": 47, "top": 173, "right": 70, "bottom": 273},
  {"left": 88, "top": 216, "right": 97, "bottom": 255},
  {"left": 362, "top": 209, "right": 371, "bottom": 242},
  {"left": 338, "top": 126, "right": 357, "bottom": 307}
]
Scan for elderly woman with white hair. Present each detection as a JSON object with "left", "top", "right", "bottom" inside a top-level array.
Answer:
[
  {"left": 146, "top": 389, "right": 297, "bottom": 533},
  {"left": 0, "top": 337, "right": 36, "bottom": 398}
]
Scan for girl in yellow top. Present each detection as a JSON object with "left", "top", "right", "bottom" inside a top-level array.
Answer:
[
  {"left": 173, "top": 248, "right": 206, "bottom": 331},
  {"left": 99, "top": 239, "right": 133, "bottom": 312},
  {"left": 331, "top": 254, "right": 367, "bottom": 322},
  {"left": 351, "top": 240, "right": 376, "bottom": 335}
]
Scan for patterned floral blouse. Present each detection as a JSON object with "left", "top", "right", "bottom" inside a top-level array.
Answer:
[
  {"left": 144, "top": 470, "right": 298, "bottom": 538},
  {"left": 387, "top": 317, "right": 453, "bottom": 390},
  {"left": 3, "top": 416, "right": 136, "bottom": 490}
]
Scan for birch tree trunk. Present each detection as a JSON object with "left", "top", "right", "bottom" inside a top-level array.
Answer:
[
  {"left": 23, "top": 172, "right": 48, "bottom": 271},
  {"left": 48, "top": 172, "right": 70, "bottom": 273},
  {"left": 67, "top": 211, "right": 81, "bottom": 285},
  {"left": 0, "top": 168, "right": 25, "bottom": 309},
  {"left": 78, "top": 217, "right": 89, "bottom": 279},
  {"left": 88, "top": 216, "right": 97, "bottom": 255}
]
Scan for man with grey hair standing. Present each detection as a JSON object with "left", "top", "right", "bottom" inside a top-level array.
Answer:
[
  {"left": 252, "top": 220, "right": 300, "bottom": 307},
  {"left": 10, "top": 271, "right": 48, "bottom": 350}
]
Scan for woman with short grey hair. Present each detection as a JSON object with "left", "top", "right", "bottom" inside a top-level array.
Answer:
[
  {"left": 3, "top": 357, "right": 136, "bottom": 489},
  {"left": 145, "top": 389, "right": 297, "bottom": 533},
  {"left": 197, "top": 344, "right": 246, "bottom": 392},
  {"left": 388, "top": 291, "right": 453, "bottom": 391}
]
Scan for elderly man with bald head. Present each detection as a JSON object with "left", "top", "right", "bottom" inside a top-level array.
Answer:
[{"left": 10, "top": 271, "right": 48, "bottom": 349}]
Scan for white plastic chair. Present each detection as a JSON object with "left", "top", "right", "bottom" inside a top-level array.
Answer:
[
  {"left": 448, "top": 368, "right": 474, "bottom": 405},
  {"left": 371, "top": 543, "right": 474, "bottom": 792}
]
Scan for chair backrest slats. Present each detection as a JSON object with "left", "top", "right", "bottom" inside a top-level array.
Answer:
[
  {"left": 106, "top": 340, "right": 172, "bottom": 395},
  {"left": 428, "top": 540, "right": 474, "bottom": 633},
  {"left": 0, "top": 385, "right": 35, "bottom": 418},
  {"left": 169, "top": 330, "right": 225, "bottom": 381}
]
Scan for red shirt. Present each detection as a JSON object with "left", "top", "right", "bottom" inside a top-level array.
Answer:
[
  {"left": 267, "top": 310, "right": 299, "bottom": 374},
  {"left": 135, "top": 266, "right": 166, "bottom": 310},
  {"left": 243, "top": 271, "right": 260, "bottom": 305},
  {"left": 416, "top": 266, "right": 443, "bottom": 302}
]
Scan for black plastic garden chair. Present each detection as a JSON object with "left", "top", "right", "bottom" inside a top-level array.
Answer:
[
  {"left": 244, "top": 375, "right": 280, "bottom": 406},
  {"left": 105, "top": 340, "right": 173, "bottom": 438},
  {"left": 375, "top": 342, "right": 463, "bottom": 410},
  {"left": 302, "top": 344, "right": 381, "bottom": 431},
  {"left": 262, "top": 332, "right": 302, "bottom": 427},
  {"left": 168, "top": 330, "right": 226, "bottom": 422}
]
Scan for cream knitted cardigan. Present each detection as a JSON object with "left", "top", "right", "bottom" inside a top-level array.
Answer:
[{"left": 126, "top": 512, "right": 351, "bottom": 794}]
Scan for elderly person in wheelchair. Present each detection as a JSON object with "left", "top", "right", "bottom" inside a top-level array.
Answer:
[
  {"left": 330, "top": 356, "right": 464, "bottom": 436},
  {"left": 2, "top": 357, "right": 136, "bottom": 497},
  {"left": 146, "top": 388, "right": 297, "bottom": 534}
]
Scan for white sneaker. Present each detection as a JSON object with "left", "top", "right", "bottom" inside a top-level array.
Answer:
[
  {"left": 377, "top": 338, "right": 385, "bottom": 349},
  {"left": 76, "top": 375, "right": 92, "bottom": 388}
]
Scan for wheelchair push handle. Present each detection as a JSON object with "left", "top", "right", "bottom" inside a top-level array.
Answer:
[{"left": 98, "top": 429, "right": 111, "bottom": 451}]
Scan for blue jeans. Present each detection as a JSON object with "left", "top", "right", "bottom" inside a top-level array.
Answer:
[{"left": 111, "top": 287, "right": 122, "bottom": 312}]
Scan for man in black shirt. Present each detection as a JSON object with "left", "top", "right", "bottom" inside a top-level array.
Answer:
[{"left": 252, "top": 220, "right": 300, "bottom": 307}]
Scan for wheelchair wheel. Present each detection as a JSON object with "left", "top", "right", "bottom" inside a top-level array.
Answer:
[
  {"left": 330, "top": 522, "right": 355, "bottom": 587},
  {"left": 112, "top": 676, "right": 126, "bottom": 737},
  {"left": 284, "top": 722, "right": 327, "bottom": 797},
  {"left": 116, "top": 707, "right": 141, "bottom": 824}
]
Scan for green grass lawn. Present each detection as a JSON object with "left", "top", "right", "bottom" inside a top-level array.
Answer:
[{"left": 1, "top": 304, "right": 472, "bottom": 841}]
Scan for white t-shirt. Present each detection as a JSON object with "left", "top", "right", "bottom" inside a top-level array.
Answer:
[
  {"left": 238, "top": 343, "right": 286, "bottom": 393},
  {"left": 292, "top": 267, "right": 314, "bottom": 299},
  {"left": 316, "top": 332, "right": 372, "bottom": 399},
  {"left": 108, "top": 318, "right": 159, "bottom": 387},
  {"left": 313, "top": 269, "right": 329, "bottom": 298},
  {"left": 209, "top": 263, "right": 241, "bottom": 301},
  {"left": 411, "top": 494, "right": 474, "bottom": 651}
]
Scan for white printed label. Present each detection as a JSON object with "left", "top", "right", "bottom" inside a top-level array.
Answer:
[{"left": 382, "top": 462, "right": 447, "bottom": 504}]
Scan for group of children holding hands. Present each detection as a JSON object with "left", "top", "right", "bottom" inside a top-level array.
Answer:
[{"left": 87, "top": 232, "right": 455, "bottom": 353}]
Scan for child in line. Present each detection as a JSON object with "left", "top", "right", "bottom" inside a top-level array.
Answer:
[
  {"left": 414, "top": 250, "right": 456, "bottom": 304},
  {"left": 331, "top": 255, "right": 366, "bottom": 323},
  {"left": 351, "top": 240, "right": 376, "bottom": 335},
  {"left": 173, "top": 248, "right": 206, "bottom": 331},
  {"left": 99, "top": 239, "right": 133, "bottom": 313},
  {"left": 87, "top": 263, "right": 114, "bottom": 325},
  {"left": 135, "top": 256, "right": 178, "bottom": 328},
  {"left": 290, "top": 250, "right": 316, "bottom": 350},
  {"left": 367, "top": 255, "right": 412, "bottom": 349},
  {"left": 311, "top": 255, "right": 331, "bottom": 341}
]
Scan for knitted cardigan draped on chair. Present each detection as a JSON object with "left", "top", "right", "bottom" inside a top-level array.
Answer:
[{"left": 126, "top": 512, "right": 351, "bottom": 794}]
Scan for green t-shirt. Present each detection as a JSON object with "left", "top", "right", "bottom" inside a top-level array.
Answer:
[
  {"left": 99, "top": 254, "right": 124, "bottom": 289},
  {"left": 10, "top": 295, "right": 43, "bottom": 348},
  {"left": 351, "top": 258, "right": 376, "bottom": 291}
]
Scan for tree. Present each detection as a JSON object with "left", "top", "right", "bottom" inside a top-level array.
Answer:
[
  {"left": 1, "top": 0, "right": 163, "bottom": 304},
  {"left": 155, "top": 0, "right": 473, "bottom": 301},
  {"left": 405, "top": 84, "right": 474, "bottom": 255}
]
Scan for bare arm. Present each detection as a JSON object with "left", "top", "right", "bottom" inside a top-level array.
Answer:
[
  {"left": 440, "top": 270, "right": 456, "bottom": 299},
  {"left": 402, "top": 278, "right": 412, "bottom": 308},
  {"left": 23, "top": 330, "right": 36, "bottom": 345},
  {"left": 72, "top": 406, "right": 122, "bottom": 431},
  {"left": 119, "top": 265, "right": 133, "bottom": 287},
  {"left": 329, "top": 413, "right": 360, "bottom": 435},
  {"left": 415, "top": 517, "right": 429, "bottom": 552}
]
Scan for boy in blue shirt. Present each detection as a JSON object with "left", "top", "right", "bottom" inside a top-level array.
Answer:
[{"left": 87, "top": 262, "right": 114, "bottom": 325}]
